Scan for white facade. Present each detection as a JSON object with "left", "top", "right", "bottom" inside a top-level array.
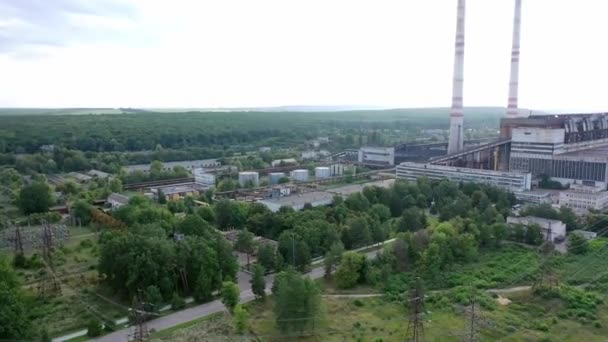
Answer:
[
  {"left": 506, "top": 216, "right": 567, "bottom": 242},
  {"left": 238, "top": 171, "right": 260, "bottom": 187},
  {"left": 559, "top": 183, "right": 608, "bottom": 213},
  {"left": 358, "top": 147, "right": 395, "bottom": 166},
  {"left": 513, "top": 190, "right": 552, "bottom": 204},
  {"left": 291, "top": 169, "right": 309, "bottom": 182},
  {"left": 271, "top": 158, "right": 297, "bottom": 167},
  {"left": 107, "top": 193, "right": 129, "bottom": 209},
  {"left": 315, "top": 166, "right": 331, "bottom": 179},
  {"left": 193, "top": 168, "right": 216, "bottom": 188},
  {"left": 268, "top": 172, "right": 285, "bottom": 185},
  {"left": 396, "top": 162, "right": 532, "bottom": 192}
]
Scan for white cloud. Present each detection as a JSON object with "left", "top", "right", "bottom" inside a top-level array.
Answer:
[{"left": 0, "top": 0, "right": 607, "bottom": 111}]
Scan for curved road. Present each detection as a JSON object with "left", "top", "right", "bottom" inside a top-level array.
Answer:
[{"left": 93, "top": 248, "right": 386, "bottom": 341}]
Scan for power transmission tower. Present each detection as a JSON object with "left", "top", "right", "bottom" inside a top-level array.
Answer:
[
  {"left": 129, "top": 294, "right": 150, "bottom": 342},
  {"left": 535, "top": 223, "right": 557, "bottom": 289},
  {"left": 463, "top": 297, "right": 480, "bottom": 342},
  {"left": 406, "top": 278, "right": 425, "bottom": 342},
  {"left": 13, "top": 225, "right": 24, "bottom": 256},
  {"left": 38, "top": 222, "right": 61, "bottom": 296}
]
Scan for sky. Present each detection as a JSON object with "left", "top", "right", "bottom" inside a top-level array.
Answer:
[{"left": 0, "top": 0, "right": 607, "bottom": 111}]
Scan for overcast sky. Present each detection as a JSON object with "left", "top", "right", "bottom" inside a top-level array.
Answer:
[{"left": 1, "top": 0, "right": 607, "bottom": 111}]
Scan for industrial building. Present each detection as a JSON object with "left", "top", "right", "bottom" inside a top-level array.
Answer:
[
  {"left": 358, "top": 147, "right": 395, "bottom": 166},
  {"left": 238, "top": 171, "right": 260, "bottom": 187},
  {"left": 124, "top": 159, "right": 221, "bottom": 173},
  {"left": 268, "top": 172, "right": 286, "bottom": 184},
  {"left": 194, "top": 168, "right": 216, "bottom": 188},
  {"left": 291, "top": 169, "right": 309, "bottom": 182},
  {"left": 314, "top": 166, "right": 331, "bottom": 179},
  {"left": 559, "top": 182, "right": 608, "bottom": 213},
  {"left": 396, "top": 162, "right": 531, "bottom": 192},
  {"left": 150, "top": 183, "right": 205, "bottom": 201},
  {"left": 257, "top": 191, "right": 334, "bottom": 212},
  {"left": 506, "top": 216, "right": 566, "bottom": 243}
]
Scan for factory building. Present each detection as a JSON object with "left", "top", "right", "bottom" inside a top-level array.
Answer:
[
  {"left": 238, "top": 171, "right": 260, "bottom": 187},
  {"left": 506, "top": 216, "right": 566, "bottom": 243},
  {"left": 123, "top": 159, "right": 221, "bottom": 173},
  {"left": 291, "top": 169, "right": 309, "bottom": 182},
  {"left": 268, "top": 172, "right": 286, "bottom": 185},
  {"left": 559, "top": 182, "right": 608, "bottom": 213},
  {"left": 314, "top": 166, "right": 331, "bottom": 179},
  {"left": 397, "top": 162, "right": 531, "bottom": 192},
  {"left": 358, "top": 147, "right": 395, "bottom": 166},
  {"left": 194, "top": 168, "right": 216, "bottom": 188}
]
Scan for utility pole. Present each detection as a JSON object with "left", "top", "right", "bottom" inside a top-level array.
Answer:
[
  {"left": 13, "top": 225, "right": 24, "bottom": 256},
  {"left": 463, "top": 297, "right": 480, "bottom": 342},
  {"left": 130, "top": 292, "right": 150, "bottom": 342},
  {"left": 535, "top": 223, "right": 555, "bottom": 289},
  {"left": 406, "top": 277, "right": 425, "bottom": 342},
  {"left": 38, "top": 221, "right": 61, "bottom": 296}
]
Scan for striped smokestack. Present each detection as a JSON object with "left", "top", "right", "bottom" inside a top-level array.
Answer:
[
  {"left": 447, "top": 0, "right": 466, "bottom": 154},
  {"left": 506, "top": 0, "right": 522, "bottom": 118}
]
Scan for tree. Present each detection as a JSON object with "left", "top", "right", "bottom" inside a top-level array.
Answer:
[
  {"left": 193, "top": 266, "right": 215, "bottom": 303},
  {"left": 525, "top": 224, "right": 544, "bottom": 245},
  {"left": 334, "top": 252, "right": 367, "bottom": 289},
  {"left": 157, "top": 189, "right": 167, "bottom": 204},
  {"left": 171, "top": 292, "right": 186, "bottom": 310},
  {"left": 108, "top": 178, "right": 123, "bottom": 193},
  {"left": 398, "top": 207, "right": 426, "bottom": 232},
  {"left": 233, "top": 304, "right": 249, "bottom": 334},
  {"left": 273, "top": 269, "right": 321, "bottom": 333},
  {"left": 568, "top": 233, "right": 589, "bottom": 255},
  {"left": 235, "top": 229, "right": 255, "bottom": 265},
  {"left": 214, "top": 199, "right": 246, "bottom": 230},
  {"left": 323, "top": 242, "right": 344, "bottom": 278},
  {"left": 72, "top": 200, "right": 92, "bottom": 225},
  {"left": 370, "top": 204, "right": 391, "bottom": 223},
  {"left": 0, "top": 259, "right": 32, "bottom": 340},
  {"left": 257, "top": 244, "right": 276, "bottom": 272},
  {"left": 177, "top": 215, "right": 212, "bottom": 237},
  {"left": 197, "top": 205, "right": 215, "bottom": 222},
  {"left": 86, "top": 319, "right": 103, "bottom": 337},
  {"left": 17, "top": 182, "right": 53, "bottom": 214},
  {"left": 144, "top": 285, "right": 163, "bottom": 312},
  {"left": 221, "top": 281, "right": 240, "bottom": 313},
  {"left": 347, "top": 217, "right": 371, "bottom": 248},
  {"left": 250, "top": 264, "right": 266, "bottom": 300}
]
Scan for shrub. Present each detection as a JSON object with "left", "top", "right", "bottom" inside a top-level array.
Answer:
[
  {"left": 353, "top": 299, "right": 364, "bottom": 307},
  {"left": 171, "top": 292, "right": 186, "bottom": 310},
  {"left": 87, "top": 319, "right": 103, "bottom": 337}
]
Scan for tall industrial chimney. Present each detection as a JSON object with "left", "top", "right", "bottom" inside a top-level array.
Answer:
[
  {"left": 447, "top": 0, "right": 466, "bottom": 154},
  {"left": 506, "top": 0, "right": 522, "bottom": 118}
]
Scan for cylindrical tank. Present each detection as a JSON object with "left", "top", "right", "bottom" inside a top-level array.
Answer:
[
  {"left": 269, "top": 172, "right": 285, "bottom": 185},
  {"left": 315, "top": 166, "right": 331, "bottom": 179},
  {"left": 290, "top": 169, "right": 309, "bottom": 182},
  {"left": 238, "top": 171, "right": 259, "bottom": 187}
]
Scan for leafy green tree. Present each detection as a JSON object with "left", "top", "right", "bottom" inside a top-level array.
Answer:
[
  {"left": 221, "top": 281, "right": 240, "bottom": 313},
  {"left": 39, "top": 327, "right": 51, "bottom": 342},
  {"left": 250, "top": 264, "right": 266, "bottom": 300},
  {"left": 86, "top": 319, "right": 103, "bottom": 337},
  {"left": 214, "top": 199, "right": 247, "bottom": 230},
  {"left": 157, "top": 189, "right": 167, "bottom": 204},
  {"left": 144, "top": 285, "right": 163, "bottom": 312},
  {"left": 256, "top": 244, "right": 276, "bottom": 272},
  {"left": 273, "top": 269, "right": 321, "bottom": 333},
  {"left": 177, "top": 215, "right": 212, "bottom": 237},
  {"left": 171, "top": 292, "right": 186, "bottom": 310},
  {"left": 217, "top": 179, "right": 237, "bottom": 192},
  {"left": 347, "top": 217, "right": 371, "bottom": 249},
  {"left": 197, "top": 205, "right": 215, "bottom": 222},
  {"left": 399, "top": 207, "right": 426, "bottom": 232},
  {"left": 525, "top": 224, "right": 544, "bottom": 245},
  {"left": 323, "top": 242, "right": 344, "bottom": 278},
  {"left": 235, "top": 229, "right": 255, "bottom": 265},
  {"left": 108, "top": 178, "right": 123, "bottom": 193},
  {"left": 370, "top": 203, "right": 391, "bottom": 223},
  {"left": 335, "top": 252, "right": 367, "bottom": 289},
  {"left": 233, "top": 304, "right": 249, "bottom": 334},
  {"left": 17, "top": 182, "right": 53, "bottom": 214},
  {"left": 72, "top": 200, "right": 92, "bottom": 225},
  {"left": 568, "top": 233, "right": 589, "bottom": 255},
  {"left": 0, "top": 259, "right": 32, "bottom": 340}
]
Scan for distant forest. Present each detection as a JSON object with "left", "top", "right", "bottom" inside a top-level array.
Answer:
[{"left": 0, "top": 108, "right": 504, "bottom": 154}]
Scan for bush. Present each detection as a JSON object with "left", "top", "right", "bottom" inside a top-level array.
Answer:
[
  {"left": 353, "top": 299, "right": 364, "bottom": 307},
  {"left": 87, "top": 319, "right": 103, "bottom": 337},
  {"left": 171, "top": 292, "right": 186, "bottom": 310},
  {"left": 13, "top": 254, "right": 27, "bottom": 268}
]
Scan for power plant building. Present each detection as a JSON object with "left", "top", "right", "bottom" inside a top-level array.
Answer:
[
  {"left": 358, "top": 147, "right": 395, "bottom": 166},
  {"left": 238, "top": 171, "right": 260, "bottom": 187},
  {"left": 396, "top": 162, "right": 532, "bottom": 192},
  {"left": 314, "top": 166, "right": 331, "bottom": 179}
]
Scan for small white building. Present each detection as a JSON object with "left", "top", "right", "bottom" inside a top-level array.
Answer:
[
  {"left": 559, "top": 183, "right": 608, "bottom": 213},
  {"left": 238, "top": 171, "right": 260, "bottom": 187},
  {"left": 358, "top": 147, "right": 395, "bottom": 166},
  {"left": 506, "top": 216, "right": 567, "bottom": 242},
  {"left": 107, "top": 193, "right": 130, "bottom": 209},
  {"left": 271, "top": 158, "right": 297, "bottom": 167}
]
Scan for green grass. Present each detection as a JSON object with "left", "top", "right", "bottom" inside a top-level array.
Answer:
[{"left": 151, "top": 312, "right": 224, "bottom": 339}]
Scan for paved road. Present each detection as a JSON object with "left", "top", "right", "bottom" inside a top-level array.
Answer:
[{"left": 93, "top": 248, "right": 385, "bottom": 341}]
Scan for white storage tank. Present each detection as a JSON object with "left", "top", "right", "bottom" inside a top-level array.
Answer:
[
  {"left": 315, "top": 166, "right": 331, "bottom": 179},
  {"left": 290, "top": 169, "right": 309, "bottom": 182},
  {"left": 238, "top": 171, "right": 260, "bottom": 187},
  {"left": 269, "top": 172, "right": 285, "bottom": 185}
]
